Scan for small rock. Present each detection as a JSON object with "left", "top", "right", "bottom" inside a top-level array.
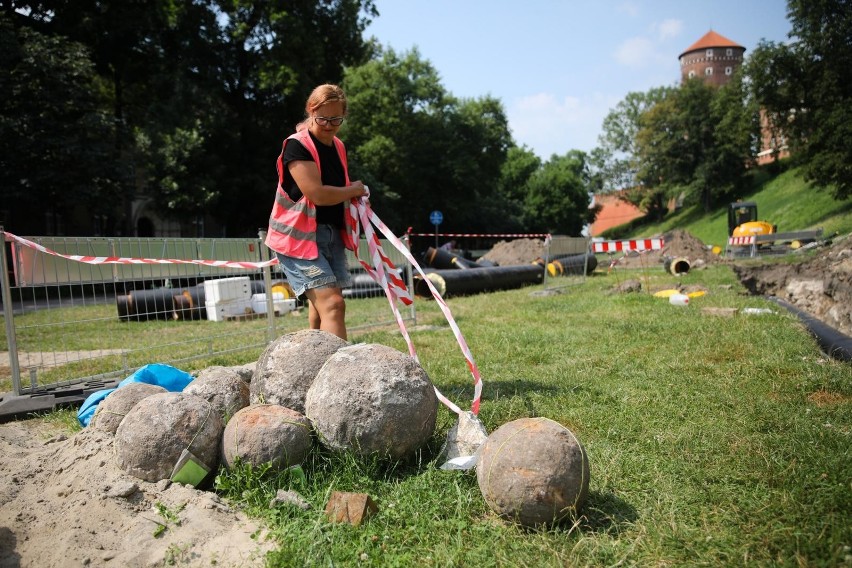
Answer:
[
  {"left": 324, "top": 492, "right": 377, "bottom": 526},
  {"left": 106, "top": 482, "right": 138, "bottom": 498},
  {"left": 270, "top": 489, "right": 311, "bottom": 510}
]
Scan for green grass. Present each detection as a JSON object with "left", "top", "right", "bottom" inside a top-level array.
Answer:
[
  {"left": 0, "top": 295, "right": 409, "bottom": 393},
  {"left": 626, "top": 165, "right": 852, "bottom": 246},
  {"left": 206, "top": 266, "right": 851, "bottom": 566},
  {"left": 6, "top": 190, "right": 852, "bottom": 564}
]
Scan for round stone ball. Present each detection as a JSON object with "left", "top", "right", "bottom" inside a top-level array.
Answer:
[
  {"left": 251, "top": 330, "right": 349, "bottom": 413},
  {"left": 90, "top": 382, "right": 167, "bottom": 434},
  {"left": 185, "top": 366, "right": 250, "bottom": 422},
  {"left": 221, "top": 404, "right": 312, "bottom": 470},
  {"left": 305, "top": 343, "right": 438, "bottom": 460},
  {"left": 114, "top": 392, "right": 223, "bottom": 482},
  {"left": 476, "top": 417, "right": 590, "bottom": 527}
]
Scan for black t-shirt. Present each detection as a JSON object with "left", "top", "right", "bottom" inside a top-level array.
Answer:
[{"left": 281, "top": 131, "right": 346, "bottom": 227}]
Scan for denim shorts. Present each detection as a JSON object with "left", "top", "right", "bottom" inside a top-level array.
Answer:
[{"left": 275, "top": 224, "right": 352, "bottom": 300}]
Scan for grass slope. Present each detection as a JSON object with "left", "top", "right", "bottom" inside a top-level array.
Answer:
[{"left": 626, "top": 165, "right": 852, "bottom": 246}]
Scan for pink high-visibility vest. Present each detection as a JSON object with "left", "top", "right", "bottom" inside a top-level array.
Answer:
[{"left": 265, "top": 129, "right": 356, "bottom": 259}]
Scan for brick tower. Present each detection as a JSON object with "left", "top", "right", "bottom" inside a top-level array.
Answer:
[{"left": 679, "top": 30, "right": 745, "bottom": 87}]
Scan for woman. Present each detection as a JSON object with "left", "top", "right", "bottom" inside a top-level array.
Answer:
[{"left": 265, "top": 84, "right": 369, "bottom": 340}]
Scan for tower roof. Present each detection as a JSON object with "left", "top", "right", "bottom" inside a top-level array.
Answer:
[{"left": 679, "top": 30, "right": 744, "bottom": 59}]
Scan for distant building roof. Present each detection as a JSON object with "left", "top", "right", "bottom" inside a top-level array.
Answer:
[
  {"left": 589, "top": 194, "right": 644, "bottom": 237},
  {"left": 679, "top": 30, "right": 744, "bottom": 59}
]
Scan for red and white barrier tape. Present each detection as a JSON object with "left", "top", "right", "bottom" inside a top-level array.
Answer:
[
  {"left": 5, "top": 212, "right": 484, "bottom": 415},
  {"left": 407, "top": 232, "right": 550, "bottom": 238},
  {"left": 349, "top": 199, "right": 482, "bottom": 415},
  {"left": 3, "top": 232, "right": 280, "bottom": 269},
  {"left": 728, "top": 236, "right": 755, "bottom": 245},
  {"left": 592, "top": 238, "right": 665, "bottom": 253}
]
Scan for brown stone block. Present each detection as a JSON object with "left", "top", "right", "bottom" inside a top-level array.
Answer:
[{"left": 324, "top": 491, "right": 378, "bottom": 526}]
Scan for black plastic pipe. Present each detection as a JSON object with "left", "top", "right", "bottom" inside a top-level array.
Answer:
[
  {"left": 767, "top": 296, "right": 852, "bottom": 362},
  {"left": 414, "top": 264, "right": 544, "bottom": 298},
  {"left": 541, "top": 253, "right": 598, "bottom": 276},
  {"left": 425, "top": 247, "right": 478, "bottom": 269}
]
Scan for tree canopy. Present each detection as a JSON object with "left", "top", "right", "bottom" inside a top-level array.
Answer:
[{"left": 748, "top": 0, "right": 852, "bottom": 199}]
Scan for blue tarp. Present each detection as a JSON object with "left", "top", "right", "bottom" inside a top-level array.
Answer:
[{"left": 77, "top": 363, "right": 194, "bottom": 426}]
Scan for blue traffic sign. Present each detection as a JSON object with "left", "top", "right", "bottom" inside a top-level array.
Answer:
[{"left": 430, "top": 210, "right": 443, "bottom": 225}]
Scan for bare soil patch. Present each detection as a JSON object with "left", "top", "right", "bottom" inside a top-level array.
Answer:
[
  {"left": 0, "top": 420, "right": 273, "bottom": 568},
  {"left": 602, "top": 229, "right": 851, "bottom": 337},
  {"left": 732, "top": 233, "right": 852, "bottom": 336}
]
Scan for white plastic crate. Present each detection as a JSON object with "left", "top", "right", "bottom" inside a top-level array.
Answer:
[
  {"left": 205, "top": 298, "right": 253, "bottom": 322},
  {"left": 203, "top": 277, "right": 251, "bottom": 304},
  {"left": 250, "top": 293, "right": 296, "bottom": 315}
]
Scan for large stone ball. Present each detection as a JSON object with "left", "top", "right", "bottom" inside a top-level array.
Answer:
[
  {"left": 305, "top": 343, "right": 438, "bottom": 459},
  {"left": 251, "top": 330, "right": 349, "bottom": 413},
  {"left": 221, "top": 404, "right": 312, "bottom": 470},
  {"left": 90, "top": 382, "right": 167, "bottom": 434},
  {"left": 185, "top": 366, "right": 250, "bottom": 421},
  {"left": 476, "top": 417, "right": 590, "bottom": 527},
  {"left": 114, "top": 392, "right": 224, "bottom": 482}
]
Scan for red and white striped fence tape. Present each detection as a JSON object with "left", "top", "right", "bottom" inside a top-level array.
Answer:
[
  {"left": 406, "top": 232, "right": 550, "bottom": 238},
  {"left": 3, "top": 232, "right": 280, "bottom": 269},
  {"left": 4, "top": 208, "right": 484, "bottom": 416},
  {"left": 728, "top": 236, "right": 755, "bottom": 245},
  {"left": 592, "top": 238, "right": 665, "bottom": 253},
  {"left": 349, "top": 200, "right": 482, "bottom": 415}
]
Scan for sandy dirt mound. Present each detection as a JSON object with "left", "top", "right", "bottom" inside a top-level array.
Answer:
[
  {"left": 732, "top": 234, "right": 852, "bottom": 335},
  {"left": 606, "top": 229, "right": 721, "bottom": 269},
  {"left": 0, "top": 421, "right": 273, "bottom": 568},
  {"left": 479, "top": 238, "right": 545, "bottom": 266}
]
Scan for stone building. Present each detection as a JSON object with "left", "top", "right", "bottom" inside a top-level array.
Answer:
[
  {"left": 679, "top": 30, "right": 746, "bottom": 87},
  {"left": 680, "top": 29, "right": 788, "bottom": 165}
]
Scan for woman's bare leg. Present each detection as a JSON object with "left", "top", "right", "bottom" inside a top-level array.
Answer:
[{"left": 304, "top": 287, "right": 347, "bottom": 340}]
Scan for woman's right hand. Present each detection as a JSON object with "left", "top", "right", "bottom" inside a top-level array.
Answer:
[{"left": 350, "top": 180, "right": 369, "bottom": 199}]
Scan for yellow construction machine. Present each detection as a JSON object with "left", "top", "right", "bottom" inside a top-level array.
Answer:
[
  {"left": 728, "top": 201, "right": 775, "bottom": 239},
  {"left": 726, "top": 201, "right": 822, "bottom": 256}
]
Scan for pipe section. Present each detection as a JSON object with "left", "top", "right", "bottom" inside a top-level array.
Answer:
[
  {"left": 414, "top": 264, "right": 544, "bottom": 298},
  {"left": 766, "top": 296, "right": 852, "bottom": 362},
  {"left": 663, "top": 256, "right": 691, "bottom": 275},
  {"left": 539, "top": 253, "right": 598, "bottom": 276},
  {"left": 425, "top": 247, "right": 478, "bottom": 269}
]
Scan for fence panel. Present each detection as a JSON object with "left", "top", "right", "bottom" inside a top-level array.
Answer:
[
  {"left": 1, "top": 230, "right": 414, "bottom": 402},
  {"left": 542, "top": 236, "right": 592, "bottom": 291}
]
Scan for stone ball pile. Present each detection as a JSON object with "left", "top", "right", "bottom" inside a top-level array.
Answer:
[
  {"left": 100, "top": 331, "right": 440, "bottom": 483},
  {"left": 114, "top": 392, "right": 223, "bottom": 482},
  {"left": 305, "top": 343, "right": 438, "bottom": 460},
  {"left": 184, "top": 365, "right": 250, "bottom": 420},
  {"left": 476, "top": 417, "right": 589, "bottom": 527},
  {"left": 252, "top": 329, "right": 349, "bottom": 413},
  {"left": 221, "top": 404, "right": 312, "bottom": 470},
  {"left": 90, "top": 382, "right": 167, "bottom": 434}
]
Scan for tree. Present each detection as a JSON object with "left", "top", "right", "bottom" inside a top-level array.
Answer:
[
  {"left": 592, "top": 87, "right": 674, "bottom": 193},
  {"left": 4, "top": 0, "right": 378, "bottom": 235},
  {"left": 634, "top": 78, "right": 755, "bottom": 214},
  {"left": 748, "top": 0, "right": 852, "bottom": 199},
  {"left": 342, "top": 47, "right": 513, "bottom": 233},
  {"left": 522, "top": 151, "right": 595, "bottom": 235},
  {"left": 495, "top": 145, "right": 541, "bottom": 231},
  {"left": 0, "top": 15, "right": 126, "bottom": 234}
]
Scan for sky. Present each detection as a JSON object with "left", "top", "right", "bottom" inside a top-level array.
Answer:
[{"left": 365, "top": 0, "right": 793, "bottom": 159}]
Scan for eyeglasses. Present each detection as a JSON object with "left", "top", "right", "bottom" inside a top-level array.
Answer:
[{"left": 314, "top": 116, "right": 345, "bottom": 126}]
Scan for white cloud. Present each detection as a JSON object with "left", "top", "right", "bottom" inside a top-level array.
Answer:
[
  {"left": 507, "top": 92, "right": 617, "bottom": 158},
  {"left": 614, "top": 36, "right": 656, "bottom": 68},
  {"left": 655, "top": 18, "right": 683, "bottom": 41},
  {"left": 617, "top": 1, "right": 640, "bottom": 17}
]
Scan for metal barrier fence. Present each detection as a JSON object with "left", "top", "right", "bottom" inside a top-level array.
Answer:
[
  {"left": 407, "top": 233, "right": 591, "bottom": 293},
  {"left": 541, "top": 236, "right": 593, "bottom": 290},
  {"left": 0, "top": 229, "right": 415, "bottom": 400}
]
